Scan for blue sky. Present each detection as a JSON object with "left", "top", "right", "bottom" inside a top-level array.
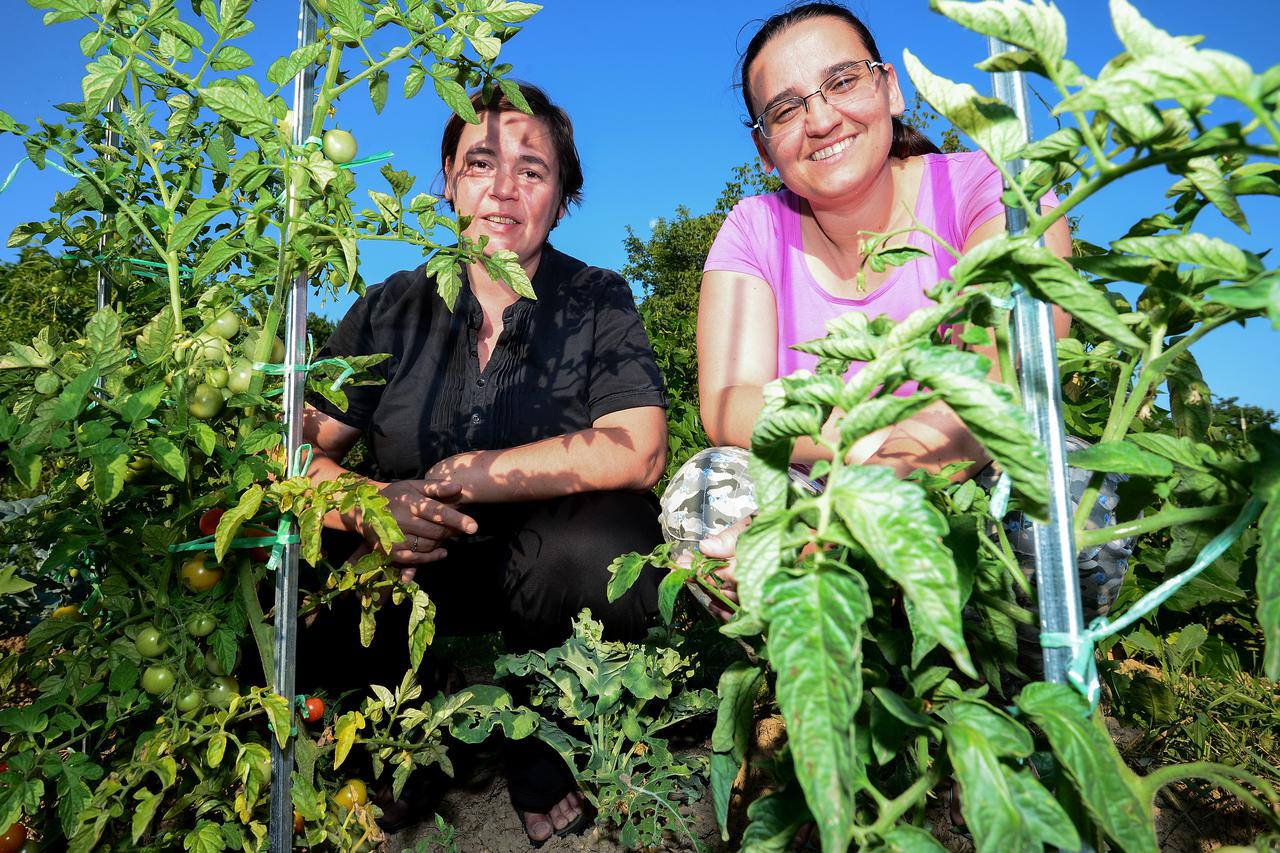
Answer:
[{"left": 1, "top": 1, "right": 1276, "bottom": 412}]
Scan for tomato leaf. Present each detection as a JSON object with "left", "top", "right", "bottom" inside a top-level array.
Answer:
[
  {"left": 403, "top": 65, "right": 426, "bottom": 99},
  {"left": 200, "top": 79, "right": 276, "bottom": 137},
  {"left": 407, "top": 588, "right": 435, "bottom": 671},
  {"left": 433, "top": 75, "right": 478, "bottom": 124},
  {"left": 147, "top": 435, "right": 188, "bottom": 481},
  {"left": 931, "top": 0, "right": 1067, "bottom": 67},
  {"left": 762, "top": 564, "right": 870, "bottom": 853},
  {"left": 132, "top": 791, "right": 163, "bottom": 843},
  {"left": 605, "top": 551, "right": 648, "bottom": 603},
  {"left": 710, "top": 662, "right": 764, "bottom": 840},
  {"left": 656, "top": 566, "right": 692, "bottom": 624},
  {"left": 52, "top": 366, "right": 99, "bottom": 421},
  {"left": 0, "top": 565, "right": 36, "bottom": 596},
  {"left": 368, "top": 69, "right": 389, "bottom": 114},
  {"left": 828, "top": 463, "right": 975, "bottom": 675},
  {"left": 260, "top": 691, "right": 293, "bottom": 749},
  {"left": 945, "top": 700, "right": 1080, "bottom": 851},
  {"left": 333, "top": 711, "right": 365, "bottom": 770},
  {"left": 1018, "top": 684, "right": 1157, "bottom": 853},
  {"left": 1067, "top": 440, "right": 1174, "bottom": 477},
  {"left": 183, "top": 819, "right": 228, "bottom": 853},
  {"left": 1113, "top": 233, "right": 1262, "bottom": 282},
  {"left": 266, "top": 41, "right": 324, "bottom": 86},
  {"left": 903, "top": 51, "right": 1024, "bottom": 165},
  {"left": 215, "top": 485, "right": 263, "bottom": 562},
  {"left": 135, "top": 309, "right": 177, "bottom": 365},
  {"left": 92, "top": 449, "right": 128, "bottom": 503},
  {"left": 81, "top": 54, "right": 127, "bottom": 113},
  {"left": 207, "top": 731, "right": 228, "bottom": 768}
]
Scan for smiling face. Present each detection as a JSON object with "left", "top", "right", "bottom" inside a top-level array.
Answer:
[
  {"left": 747, "top": 16, "right": 905, "bottom": 206},
  {"left": 444, "top": 110, "right": 565, "bottom": 277}
]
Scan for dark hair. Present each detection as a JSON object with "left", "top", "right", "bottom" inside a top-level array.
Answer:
[
  {"left": 439, "top": 81, "right": 584, "bottom": 214},
  {"left": 739, "top": 2, "right": 939, "bottom": 158}
]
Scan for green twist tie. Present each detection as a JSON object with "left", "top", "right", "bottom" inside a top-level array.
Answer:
[
  {"left": 303, "top": 136, "right": 322, "bottom": 149},
  {"left": 253, "top": 356, "right": 355, "bottom": 392},
  {"left": 61, "top": 251, "right": 195, "bottom": 278},
  {"left": 1041, "top": 495, "right": 1262, "bottom": 711},
  {"left": 338, "top": 150, "right": 394, "bottom": 170}
]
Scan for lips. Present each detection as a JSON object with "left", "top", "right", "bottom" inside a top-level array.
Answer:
[
  {"left": 809, "top": 136, "right": 853, "bottom": 162},
  {"left": 481, "top": 213, "right": 520, "bottom": 225}
]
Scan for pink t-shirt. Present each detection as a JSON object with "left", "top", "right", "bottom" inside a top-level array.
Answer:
[{"left": 704, "top": 151, "right": 1058, "bottom": 390}]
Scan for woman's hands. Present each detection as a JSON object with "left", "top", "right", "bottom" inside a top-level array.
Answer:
[
  {"left": 687, "top": 515, "right": 752, "bottom": 622},
  {"left": 371, "top": 478, "right": 477, "bottom": 564}
]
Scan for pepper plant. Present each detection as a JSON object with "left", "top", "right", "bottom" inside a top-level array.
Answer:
[
  {"left": 614, "top": 1, "right": 1280, "bottom": 850},
  {"left": 0, "top": 0, "right": 542, "bottom": 849}
]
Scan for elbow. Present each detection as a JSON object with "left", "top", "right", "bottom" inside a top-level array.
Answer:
[{"left": 633, "top": 434, "right": 667, "bottom": 491}]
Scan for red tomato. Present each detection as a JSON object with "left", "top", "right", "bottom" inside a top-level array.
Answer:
[
  {"left": 0, "top": 824, "right": 27, "bottom": 853},
  {"left": 243, "top": 524, "right": 274, "bottom": 563},
  {"left": 303, "top": 696, "right": 324, "bottom": 724},
  {"left": 198, "top": 508, "right": 225, "bottom": 537}
]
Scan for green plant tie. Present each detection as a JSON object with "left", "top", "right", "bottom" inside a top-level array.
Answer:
[
  {"left": 0, "top": 154, "right": 78, "bottom": 195},
  {"left": 61, "top": 252, "right": 195, "bottom": 277},
  {"left": 1040, "top": 495, "right": 1263, "bottom": 710},
  {"left": 253, "top": 355, "right": 355, "bottom": 393},
  {"left": 299, "top": 135, "right": 393, "bottom": 169}
]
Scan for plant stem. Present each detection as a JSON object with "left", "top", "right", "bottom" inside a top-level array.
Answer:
[{"left": 1076, "top": 504, "right": 1237, "bottom": 549}]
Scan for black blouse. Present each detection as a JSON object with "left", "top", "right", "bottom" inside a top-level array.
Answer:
[{"left": 309, "top": 246, "right": 668, "bottom": 483}]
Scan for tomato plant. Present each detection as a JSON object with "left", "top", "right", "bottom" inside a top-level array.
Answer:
[
  {"left": 141, "top": 666, "right": 175, "bottom": 696},
  {"left": 133, "top": 625, "right": 167, "bottom": 658},
  {"left": 322, "top": 129, "right": 357, "bottom": 164}
]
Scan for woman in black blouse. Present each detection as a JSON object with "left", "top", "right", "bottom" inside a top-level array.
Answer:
[{"left": 301, "top": 82, "right": 666, "bottom": 843}]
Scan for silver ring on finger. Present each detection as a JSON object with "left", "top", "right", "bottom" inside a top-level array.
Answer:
[{"left": 410, "top": 535, "right": 420, "bottom": 553}]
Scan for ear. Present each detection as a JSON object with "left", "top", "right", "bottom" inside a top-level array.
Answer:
[
  {"left": 442, "top": 156, "right": 456, "bottom": 204},
  {"left": 884, "top": 63, "right": 906, "bottom": 117},
  {"left": 752, "top": 131, "right": 776, "bottom": 174}
]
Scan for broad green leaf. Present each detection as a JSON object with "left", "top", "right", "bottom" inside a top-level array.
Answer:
[
  {"left": 407, "top": 588, "right": 435, "bottom": 671},
  {"left": 485, "top": 249, "right": 534, "bottom": 298},
  {"left": 477, "top": 0, "right": 542, "bottom": 24},
  {"left": 136, "top": 308, "right": 176, "bottom": 365},
  {"left": 1178, "top": 155, "right": 1248, "bottom": 232},
  {"left": 332, "top": 710, "right": 365, "bottom": 770},
  {"left": 903, "top": 51, "right": 1024, "bottom": 164},
  {"left": 211, "top": 45, "right": 252, "bottom": 71},
  {"left": 85, "top": 305, "right": 123, "bottom": 363},
  {"left": 1126, "top": 432, "right": 1211, "bottom": 471},
  {"left": 260, "top": 692, "right": 293, "bottom": 750},
  {"left": 839, "top": 391, "right": 936, "bottom": 445},
  {"left": 901, "top": 345, "right": 1051, "bottom": 518},
  {"left": 0, "top": 566, "right": 36, "bottom": 596},
  {"left": 1067, "top": 440, "right": 1174, "bottom": 477},
  {"left": 200, "top": 80, "right": 275, "bottom": 137},
  {"left": 1259, "top": 492, "right": 1280, "bottom": 679},
  {"left": 1057, "top": 48, "right": 1252, "bottom": 112},
  {"left": 52, "top": 367, "right": 99, "bottom": 421},
  {"left": 1167, "top": 352, "right": 1212, "bottom": 440},
  {"left": 1018, "top": 683, "right": 1157, "bottom": 853},
  {"left": 1006, "top": 244, "right": 1147, "bottom": 351},
  {"left": 434, "top": 76, "right": 478, "bottom": 124},
  {"left": 215, "top": 485, "right": 263, "bottom": 562},
  {"left": 498, "top": 76, "right": 532, "bottom": 114},
  {"left": 92, "top": 450, "right": 128, "bottom": 503},
  {"left": 1113, "top": 233, "right": 1261, "bottom": 281},
  {"left": 876, "top": 824, "right": 948, "bottom": 852},
  {"left": 82, "top": 54, "right": 126, "bottom": 113},
  {"left": 147, "top": 435, "right": 188, "bottom": 481},
  {"left": 930, "top": 0, "right": 1067, "bottom": 67},
  {"left": 183, "top": 820, "right": 227, "bottom": 853},
  {"left": 945, "top": 701, "right": 1079, "bottom": 852},
  {"left": 710, "top": 662, "right": 765, "bottom": 840},
  {"left": 606, "top": 552, "right": 648, "bottom": 603},
  {"left": 656, "top": 567, "right": 692, "bottom": 624},
  {"left": 1205, "top": 270, "right": 1280, "bottom": 326},
  {"left": 1110, "top": 0, "right": 1184, "bottom": 59},
  {"left": 369, "top": 69, "right": 390, "bottom": 114},
  {"left": 793, "top": 310, "right": 881, "bottom": 360},
  {"left": 734, "top": 508, "right": 789, "bottom": 616},
  {"left": 828, "top": 463, "right": 974, "bottom": 675},
  {"left": 189, "top": 421, "right": 217, "bottom": 456},
  {"left": 403, "top": 65, "right": 426, "bottom": 99},
  {"left": 763, "top": 566, "right": 870, "bottom": 853},
  {"left": 266, "top": 42, "right": 325, "bottom": 87},
  {"left": 170, "top": 197, "right": 232, "bottom": 251},
  {"left": 740, "top": 784, "right": 811, "bottom": 852}
]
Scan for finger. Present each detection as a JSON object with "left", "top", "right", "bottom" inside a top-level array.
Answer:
[
  {"left": 411, "top": 500, "right": 477, "bottom": 536},
  {"left": 399, "top": 566, "right": 417, "bottom": 584},
  {"left": 422, "top": 479, "right": 464, "bottom": 502},
  {"left": 387, "top": 546, "right": 448, "bottom": 565}
]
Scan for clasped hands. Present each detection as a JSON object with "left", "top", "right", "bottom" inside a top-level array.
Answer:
[{"left": 352, "top": 467, "right": 477, "bottom": 587}]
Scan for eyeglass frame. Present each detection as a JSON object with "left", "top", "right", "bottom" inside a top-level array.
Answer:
[{"left": 747, "top": 60, "right": 889, "bottom": 139}]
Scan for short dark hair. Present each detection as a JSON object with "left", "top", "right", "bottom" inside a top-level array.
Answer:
[
  {"left": 439, "top": 81, "right": 584, "bottom": 214},
  {"left": 738, "top": 2, "right": 939, "bottom": 159}
]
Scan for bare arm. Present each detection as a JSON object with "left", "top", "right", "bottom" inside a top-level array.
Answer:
[{"left": 425, "top": 405, "right": 668, "bottom": 503}]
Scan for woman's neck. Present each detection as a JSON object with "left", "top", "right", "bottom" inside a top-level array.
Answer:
[{"left": 804, "top": 156, "right": 909, "bottom": 256}]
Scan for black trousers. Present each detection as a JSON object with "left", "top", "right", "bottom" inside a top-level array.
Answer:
[{"left": 294, "top": 490, "right": 664, "bottom": 695}]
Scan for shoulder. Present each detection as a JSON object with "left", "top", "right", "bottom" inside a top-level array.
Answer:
[
  {"left": 924, "top": 150, "right": 1001, "bottom": 188},
  {"left": 541, "top": 244, "right": 627, "bottom": 297},
  {"left": 724, "top": 188, "right": 798, "bottom": 226}
]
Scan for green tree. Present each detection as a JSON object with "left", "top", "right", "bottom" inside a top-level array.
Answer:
[{"left": 0, "top": 247, "right": 95, "bottom": 349}]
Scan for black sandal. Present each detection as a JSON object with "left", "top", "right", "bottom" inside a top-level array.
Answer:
[{"left": 505, "top": 737, "right": 594, "bottom": 847}]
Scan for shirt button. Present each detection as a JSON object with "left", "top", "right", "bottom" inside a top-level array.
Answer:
[
  {"left": 476, "top": 377, "right": 485, "bottom": 387},
  {"left": 470, "top": 413, "right": 482, "bottom": 425}
]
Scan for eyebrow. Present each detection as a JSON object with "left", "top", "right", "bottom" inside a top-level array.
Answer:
[
  {"left": 463, "top": 144, "right": 552, "bottom": 173},
  {"left": 758, "top": 60, "right": 863, "bottom": 114}
]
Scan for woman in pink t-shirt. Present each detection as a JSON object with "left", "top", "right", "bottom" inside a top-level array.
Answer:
[
  {"left": 698, "top": 2, "right": 1070, "bottom": 478},
  {"left": 667, "top": 2, "right": 1075, "bottom": 613}
]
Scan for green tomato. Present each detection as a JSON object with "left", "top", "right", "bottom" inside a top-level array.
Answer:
[
  {"left": 333, "top": 778, "right": 368, "bottom": 811},
  {"left": 206, "top": 676, "right": 239, "bottom": 708},
  {"left": 226, "top": 358, "right": 256, "bottom": 395},
  {"left": 210, "top": 310, "right": 241, "bottom": 340},
  {"left": 323, "top": 129, "right": 357, "bottom": 164},
  {"left": 134, "top": 625, "right": 167, "bottom": 658},
  {"left": 175, "top": 689, "right": 203, "bottom": 714},
  {"left": 205, "top": 366, "right": 229, "bottom": 389},
  {"left": 141, "top": 665, "right": 175, "bottom": 696},
  {"left": 241, "top": 331, "right": 285, "bottom": 364},
  {"left": 186, "top": 614, "right": 217, "bottom": 638},
  {"left": 188, "top": 383, "right": 224, "bottom": 420},
  {"left": 194, "top": 332, "right": 226, "bottom": 364},
  {"left": 205, "top": 646, "right": 240, "bottom": 676}
]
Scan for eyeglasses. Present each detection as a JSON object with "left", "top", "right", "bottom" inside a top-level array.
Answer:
[{"left": 749, "top": 60, "right": 887, "bottom": 139}]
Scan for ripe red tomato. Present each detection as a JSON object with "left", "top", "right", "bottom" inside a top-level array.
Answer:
[
  {"left": 180, "top": 554, "right": 224, "bottom": 593},
  {"left": 198, "top": 508, "right": 225, "bottom": 537},
  {"left": 303, "top": 696, "right": 324, "bottom": 724},
  {"left": 0, "top": 824, "right": 27, "bottom": 853},
  {"left": 243, "top": 525, "right": 274, "bottom": 563}
]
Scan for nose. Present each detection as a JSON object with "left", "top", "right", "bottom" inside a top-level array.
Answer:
[
  {"left": 490, "top": 167, "right": 518, "bottom": 200},
  {"left": 803, "top": 92, "right": 841, "bottom": 135}
]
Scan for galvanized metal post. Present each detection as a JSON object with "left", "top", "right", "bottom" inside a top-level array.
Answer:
[
  {"left": 269, "top": 3, "right": 318, "bottom": 848},
  {"left": 96, "top": 98, "right": 117, "bottom": 316},
  {"left": 985, "top": 37, "right": 1087, "bottom": 688}
]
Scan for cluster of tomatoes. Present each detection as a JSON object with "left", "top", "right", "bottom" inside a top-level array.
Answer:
[{"left": 174, "top": 308, "right": 284, "bottom": 422}]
